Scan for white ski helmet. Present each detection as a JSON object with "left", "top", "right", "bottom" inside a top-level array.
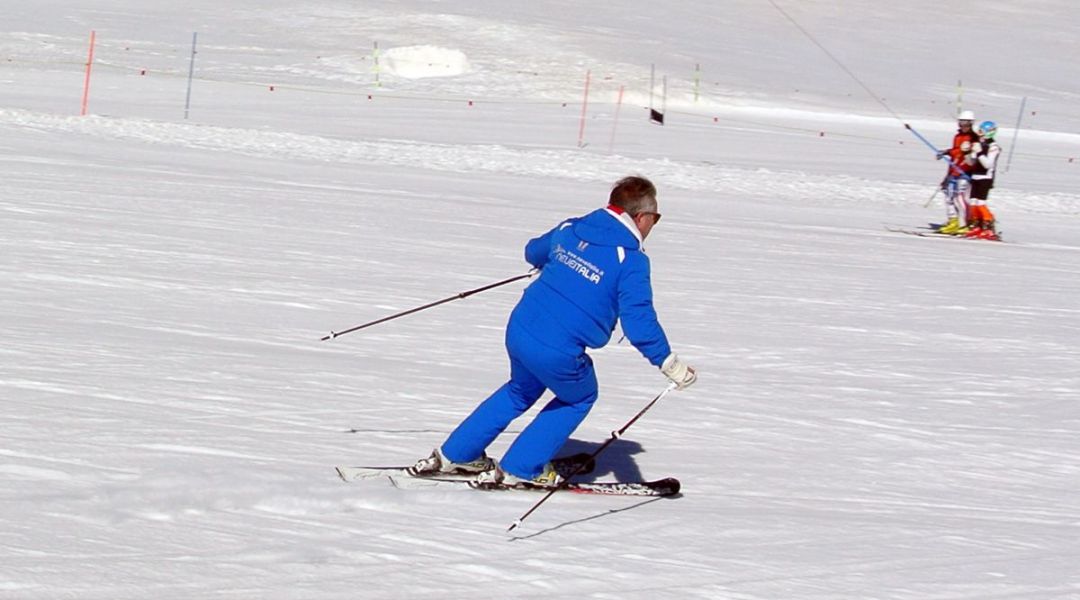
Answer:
[{"left": 957, "top": 110, "right": 976, "bottom": 122}]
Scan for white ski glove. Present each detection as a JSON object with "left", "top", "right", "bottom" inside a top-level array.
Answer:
[{"left": 660, "top": 353, "right": 697, "bottom": 390}]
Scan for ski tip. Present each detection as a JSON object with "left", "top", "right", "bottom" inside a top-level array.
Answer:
[{"left": 664, "top": 477, "right": 681, "bottom": 495}]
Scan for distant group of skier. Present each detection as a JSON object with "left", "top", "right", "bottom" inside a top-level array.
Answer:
[{"left": 932, "top": 111, "right": 1002, "bottom": 240}]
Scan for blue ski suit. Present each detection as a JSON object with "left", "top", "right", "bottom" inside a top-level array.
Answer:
[{"left": 441, "top": 207, "right": 672, "bottom": 479}]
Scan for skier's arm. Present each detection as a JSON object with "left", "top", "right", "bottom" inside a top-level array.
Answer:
[
  {"left": 618, "top": 253, "right": 696, "bottom": 389},
  {"left": 976, "top": 144, "right": 1001, "bottom": 170},
  {"left": 616, "top": 254, "right": 672, "bottom": 366},
  {"left": 523, "top": 223, "right": 562, "bottom": 268}
]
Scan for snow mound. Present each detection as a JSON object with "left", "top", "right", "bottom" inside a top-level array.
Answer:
[{"left": 382, "top": 45, "right": 469, "bottom": 79}]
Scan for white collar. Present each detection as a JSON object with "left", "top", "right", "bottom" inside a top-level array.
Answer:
[{"left": 604, "top": 207, "right": 643, "bottom": 245}]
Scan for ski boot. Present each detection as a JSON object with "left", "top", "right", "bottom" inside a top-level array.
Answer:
[
  {"left": 933, "top": 216, "right": 959, "bottom": 233},
  {"left": 964, "top": 219, "right": 984, "bottom": 238},
  {"left": 977, "top": 221, "right": 999, "bottom": 241},
  {"left": 936, "top": 217, "right": 960, "bottom": 234},
  {"left": 409, "top": 447, "right": 494, "bottom": 476},
  {"left": 475, "top": 462, "right": 564, "bottom": 489}
]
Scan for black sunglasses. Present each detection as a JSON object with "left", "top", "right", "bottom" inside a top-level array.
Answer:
[{"left": 637, "top": 211, "right": 662, "bottom": 223}]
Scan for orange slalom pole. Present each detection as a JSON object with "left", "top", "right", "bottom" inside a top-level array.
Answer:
[
  {"left": 80, "top": 30, "right": 96, "bottom": 116},
  {"left": 577, "top": 70, "right": 591, "bottom": 148}
]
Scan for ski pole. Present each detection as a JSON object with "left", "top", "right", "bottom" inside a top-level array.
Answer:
[
  {"left": 903, "top": 123, "right": 972, "bottom": 183},
  {"left": 321, "top": 271, "right": 536, "bottom": 341},
  {"left": 507, "top": 381, "right": 679, "bottom": 532},
  {"left": 922, "top": 186, "right": 941, "bottom": 208}
]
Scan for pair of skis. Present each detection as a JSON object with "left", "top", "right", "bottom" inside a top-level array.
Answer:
[
  {"left": 335, "top": 452, "right": 680, "bottom": 497},
  {"left": 334, "top": 386, "right": 683, "bottom": 530},
  {"left": 885, "top": 224, "right": 1003, "bottom": 242}
]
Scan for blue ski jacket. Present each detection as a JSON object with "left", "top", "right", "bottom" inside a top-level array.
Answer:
[{"left": 509, "top": 207, "right": 671, "bottom": 366}]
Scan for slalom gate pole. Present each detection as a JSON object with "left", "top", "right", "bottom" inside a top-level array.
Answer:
[
  {"left": 1004, "top": 96, "right": 1027, "bottom": 174},
  {"left": 321, "top": 271, "right": 535, "bottom": 341},
  {"left": 80, "top": 31, "right": 96, "bottom": 116},
  {"left": 507, "top": 382, "right": 679, "bottom": 532},
  {"left": 607, "top": 84, "right": 624, "bottom": 154},
  {"left": 373, "top": 41, "right": 381, "bottom": 88},
  {"left": 577, "top": 69, "right": 590, "bottom": 148},
  {"left": 184, "top": 32, "right": 198, "bottom": 119}
]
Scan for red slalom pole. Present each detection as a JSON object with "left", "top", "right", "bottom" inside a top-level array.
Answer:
[
  {"left": 577, "top": 69, "right": 591, "bottom": 147},
  {"left": 80, "top": 30, "right": 96, "bottom": 116}
]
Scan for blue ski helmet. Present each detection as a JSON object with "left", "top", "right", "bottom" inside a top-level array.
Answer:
[{"left": 978, "top": 120, "right": 998, "bottom": 139}]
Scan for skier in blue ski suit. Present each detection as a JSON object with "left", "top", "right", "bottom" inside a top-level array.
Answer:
[{"left": 436, "top": 176, "right": 697, "bottom": 482}]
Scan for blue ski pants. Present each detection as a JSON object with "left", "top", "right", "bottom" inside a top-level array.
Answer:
[{"left": 441, "top": 323, "right": 598, "bottom": 479}]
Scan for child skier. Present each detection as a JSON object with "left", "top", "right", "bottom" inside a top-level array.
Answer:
[{"left": 963, "top": 121, "right": 1002, "bottom": 240}]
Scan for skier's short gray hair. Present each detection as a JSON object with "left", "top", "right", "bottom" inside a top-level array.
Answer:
[{"left": 609, "top": 175, "right": 657, "bottom": 216}]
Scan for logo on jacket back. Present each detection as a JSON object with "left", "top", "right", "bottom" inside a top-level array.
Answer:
[{"left": 553, "top": 243, "right": 603, "bottom": 284}]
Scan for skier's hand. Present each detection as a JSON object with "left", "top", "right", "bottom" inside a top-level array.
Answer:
[
  {"left": 935, "top": 150, "right": 948, "bottom": 160},
  {"left": 661, "top": 353, "right": 697, "bottom": 390}
]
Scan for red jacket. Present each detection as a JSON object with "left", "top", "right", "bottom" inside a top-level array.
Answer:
[{"left": 946, "top": 130, "right": 980, "bottom": 177}]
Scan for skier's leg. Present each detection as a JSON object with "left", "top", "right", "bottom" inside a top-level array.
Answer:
[
  {"left": 966, "top": 194, "right": 985, "bottom": 236},
  {"left": 956, "top": 179, "right": 971, "bottom": 226},
  {"left": 966, "top": 179, "right": 994, "bottom": 236},
  {"left": 499, "top": 351, "right": 598, "bottom": 479},
  {"left": 440, "top": 347, "right": 546, "bottom": 464},
  {"left": 945, "top": 179, "right": 959, "bottom": 221}
]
